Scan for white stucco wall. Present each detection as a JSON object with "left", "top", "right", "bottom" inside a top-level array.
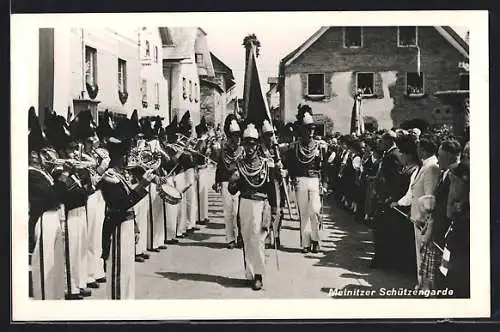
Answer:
[
  {"left": 140, "top": 28, "right": 169, "bottom": 122},
  {"left": 171, "top": 60, "right": 200, "bottom": 135},
  {"left": 50, "top": 28, "right": 142, "bottom": 119},
  {"left": 15, "top": 28, "right": 39, "bottom": 114},
  {"left": 283, "top": 71, "right": 398, "bottom": 133}
]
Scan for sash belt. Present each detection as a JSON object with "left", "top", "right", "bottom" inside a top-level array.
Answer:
[{"left": 240, "top": 193, "right": 268, "bottom": 201}]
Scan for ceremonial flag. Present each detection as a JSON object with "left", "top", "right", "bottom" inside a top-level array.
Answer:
[
  {"left": 243, "top": 43, "right": 272, "bottom": 128},
  {"left": 350, "top": 92, "right": 364, "bottom": 135}
]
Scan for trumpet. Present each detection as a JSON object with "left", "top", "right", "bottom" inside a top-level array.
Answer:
[
  {"left": 127, "top": 146, "right": 162, "bottom": 171},
  {"left": 164, "top": 142, "right": 218, "bottom": 166},
  {"left": 176, "top": 133, "right": 198, "bottom": 147}
]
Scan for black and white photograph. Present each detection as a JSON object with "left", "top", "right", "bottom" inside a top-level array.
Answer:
[{"left": 11, "top": 11, "right": 490, "bottom": 320}]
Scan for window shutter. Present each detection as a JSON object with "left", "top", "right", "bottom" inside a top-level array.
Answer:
[
  {"left": 374, "top": 72, "right": 384, "bottom": 99},
  {"left": 300, "top": 73, "right": 308, "bottom": 96}
]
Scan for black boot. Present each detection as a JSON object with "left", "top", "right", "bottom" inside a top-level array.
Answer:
[
  {"left": 252, "top": 274, "right": 263, "bottom": 291},
  {"left": 311, "top": 241, "right": 320, "bottom": 253}
]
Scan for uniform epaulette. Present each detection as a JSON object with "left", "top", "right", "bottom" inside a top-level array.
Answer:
[{"left": 102, "top": 169, "right": 120, "bottom": 183}]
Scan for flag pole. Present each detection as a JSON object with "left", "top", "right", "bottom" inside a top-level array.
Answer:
[{"left": 246, "top": 43, "right": 294, "bottom": 222}]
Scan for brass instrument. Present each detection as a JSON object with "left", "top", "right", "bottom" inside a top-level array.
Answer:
[
  {"left": 127, "top": 146, "right": 162, "bottom": 171},
  {"left": 164, "top": 142, "right": 218, "bottom": 166}
]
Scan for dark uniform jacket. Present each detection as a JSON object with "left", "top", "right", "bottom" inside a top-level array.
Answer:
[
  {"left": 28, "top": 166, "right": 61, "bottom": 252},
  {"left": 285, "top": 139, "right": 327, "bottom": 180},
  {"left": 375, "top": 145, "right": 405, "bottom": 203},
  {"left": 228, "top": 156, "right": 278, "bottom": 220},
  {"left": 215, "top": 143, "right": 244, "bottom": 183},
  {"left": 100, "top": 168, "right": 149, "bottom": 260}
]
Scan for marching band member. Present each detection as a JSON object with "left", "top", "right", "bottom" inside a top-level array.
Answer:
[
  {"left": 178, "top": 111, "right": 199, "bottom": 234},
  {"left": 194, "top": 116, "right": 211, "bottom": 225},
  {"left": 285, "top": 106, "right": 328, "bottom": 254},
  {"left": 45, "top": 112, "right": 91, "bottom": 299},
  {"left": 260, "top": 120, "right": 284, "bottom": 249},
  {"left": 228, "top": 123, "right": 278, "bottom": 291},
  {"left": 215, "top": 114, "right": 244, "bottom": 249},
  {"left": 28, "top": 108, "right": 65, "bottom": 300},
  {"left": 162, "top": 119, "right": 185, "bottom": 244},
  {"left": 128, "top": 111, "right": 151, "bottom": 262},
  {"left": 100, "top": 117, "right": 158, "bottom": 299},
  {"left": 70, "top": 110, "right": 110, "bottom": 288},
  {"left": 148, "top": 116, "right": 168, "bottom": 251}
]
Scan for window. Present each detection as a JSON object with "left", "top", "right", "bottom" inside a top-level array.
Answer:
[
  {"left": 195, "top": 53, "right": 204, "bottom": 66},
  {"left": 145, "top": 40, "right": 150, "bottom": 57},
  {"left": 356, "top": 73, "right": 374, "bottom": 96},
  {"left": 118, "top": 58, "right": 127, "bottom": 93},
  {"left": 189, "top": 80, "right": 193, "bottom": 101},
  {"left": 154, "top": 83, "right": 160, "bottom": 109},
  {"left": 307, "top": 73, "right": 325, "bottom": 96},
  {"left": 460, "top": 73, "right": 469, "bottom": 90},
  {"left": 154, "top": 46, "right": 158, "bottom": 63},
  {"left": 141, "top": 79, "right": 148, "bottom": 107},
  {"left": 343, "top": 27, "right": 362, "bottom": 48},
  {"left": 182, "top": 77, "right": 187, "bottom": 99},
  {"left": 398, "top": 26, "right": 418, "bottom": 47},
  {"left": 85, "top": 46, "right": 97, "bottom": 86},
  {"left": 406, "top": 72, "right": 424, "bottom": 96}
]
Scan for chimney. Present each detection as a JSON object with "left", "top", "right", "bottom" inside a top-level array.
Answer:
[{"left": 465, "top": 31, "right": 470, "bottom": 44}]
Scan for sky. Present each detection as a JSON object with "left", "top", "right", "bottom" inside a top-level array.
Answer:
[{"left": 202, "top": 26, "right": 469, "bottom": 99}]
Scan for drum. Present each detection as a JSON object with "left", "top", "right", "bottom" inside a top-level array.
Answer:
[{"left": 157, "top": 183, "right": 182, "bottom": 205}]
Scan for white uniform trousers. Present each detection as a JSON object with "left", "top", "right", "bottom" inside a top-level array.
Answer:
[
  {"left": 134, "top": 195, "right": 149, "bottom": 255},
  {"left": 106, "top": 218, "right": 135, "bottom": 299},
  {"left": 221, "top": 181, "right": 239, "bottom": 243},
  {"left": 164, "top": 176, "right": 179, "bottom": 241},
  {"left": 198, "top": 166, "right": 210, "bottom": 221},
  {"left": 239, "top": 198, "right": 267, "bottom": 280},
  {"left": 151, "top": 184, "right": 165, "bottom": 248},
  {"left": 185, "top": 168, "right": 198, "bottom": 229},
  {"left": 295, "top": 177, "right": 322, "bottom": 248},
  {"left": 64, "top": 206, "right": 88, "bottom": 294},
  {"left": 175, "top": 171, "right": 187, "bottom": 236},
  {"left": 31, "top": 210, "right": 65, "bottom": 300},
  {"left": 86, "top": 191, "right": 106, "bottom": 283}
]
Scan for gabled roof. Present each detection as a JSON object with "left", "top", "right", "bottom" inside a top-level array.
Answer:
[
  {"left": 280, "top": 26, "right": 469, "bottom": 71},
  {"left": 210, "top": 53, "right": 234, "bottom": 79},
  {"left": 159, "top": 27, "right": 197, "bottom": 60}
]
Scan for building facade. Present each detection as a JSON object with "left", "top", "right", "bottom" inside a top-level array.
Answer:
[
  {"left": 199, "top": 53, "right": 236, "bottom": 127},
  {"left": 139, "top": 27, "right": 169, "bottom": 123},
  {"left": 266, "top": 77, "right": 280, "bottom": 121},
  {"left": 278, "top": 26, "right": 469, "bottom": 134},
  {"left": 161, "top": 27, "right": 204, "bottom": 132},
  {"left": 37, "top": 27, "right": 143, "bottom": 125}
]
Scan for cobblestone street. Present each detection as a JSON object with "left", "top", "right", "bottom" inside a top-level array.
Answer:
[{"left": 88, "top": 167, "right": 414, "bottom": 299}]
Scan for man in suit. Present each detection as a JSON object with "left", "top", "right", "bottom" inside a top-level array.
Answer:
[
  {"left": 371, "top": 130, "right": 405, "bottom": 269},
  {"left": 392, "top": 133, "right": 440, "bottom": 285}
]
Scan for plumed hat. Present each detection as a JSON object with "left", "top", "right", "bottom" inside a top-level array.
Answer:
[
  {"left": 28, "top": 108, "right": 48, "bottom": 153},
  {"left": 262, "top": 119, "right": 274, "bottom": 134},
  {"left": 223, "top": 113, "right": 240, "bottom": 136},
  {"left": 44, "top": 111, "right": 73, "bottom": 151},
  {"left": 243, "top": 123, "right": 259, "bottom": 140},
  {"left": 153, "top": 115, "right": 164, "bottom": 138},
  {"left": 140, "top": 117, "right": 154, "bottom": 139},
  {"left": 195, "top": 116, "right": 209, "bottom": 136},
  {"left": 106, "top": 117, "right": 133, "bottom": 160},
  {"left": 130, "top": 109, "right": 143, "bottom": 138},
  {"left": 179, "top": 111, "right": 192, "bottom": 135},
  {"left": 70, "top": 109, "right": 98, "bottom": 142},
  {"left": 97, "top": 109, "right": 116, "bottom": 140},
  {"left": 164, "top": 115, "right": 178, "bottom": 137}
]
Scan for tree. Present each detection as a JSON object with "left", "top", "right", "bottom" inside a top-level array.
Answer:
[{"left": 363, "top": 116, "right": 379, "bottom": 132}]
